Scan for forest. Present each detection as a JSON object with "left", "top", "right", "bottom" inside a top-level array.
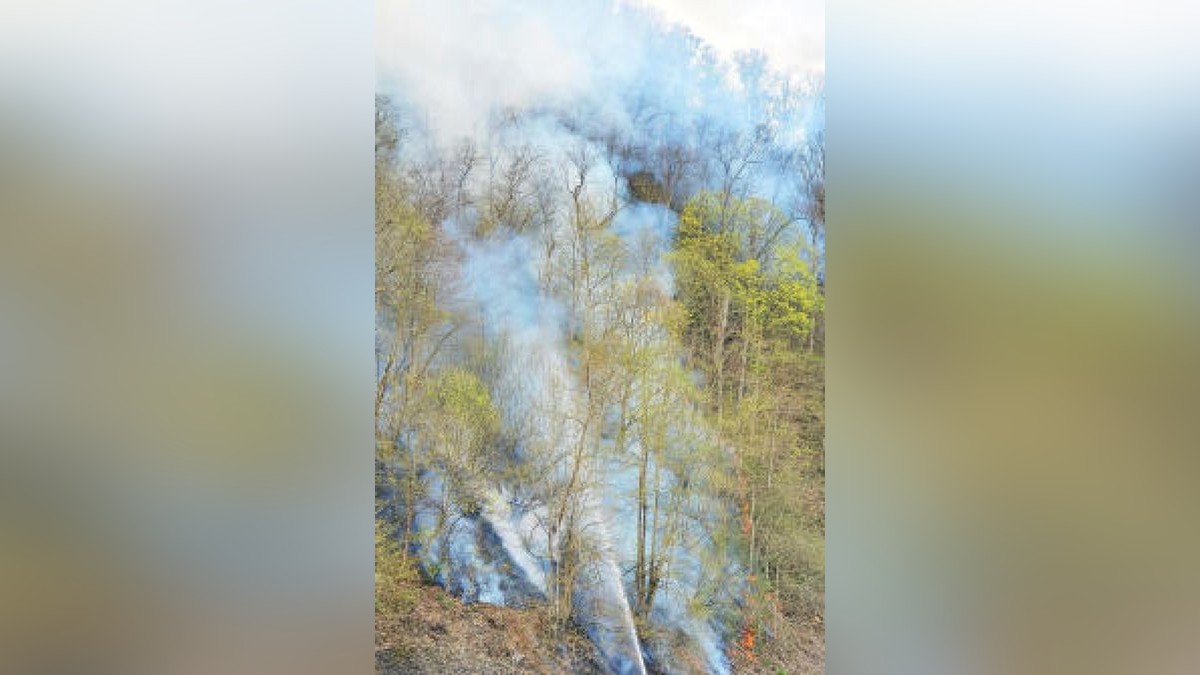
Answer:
[{"left": 376, "top": 3, "right": 823, "bottom": 672}]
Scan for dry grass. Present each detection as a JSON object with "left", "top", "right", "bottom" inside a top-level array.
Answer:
[
  {"left": 375, "top": 578, "right": 606, "bottom": 675},
  {"left": 731, "top": 606, "right": 825, "bottom": 675},
  {"left": 375, "top": 521, "right": 603, "bottom": 674}
]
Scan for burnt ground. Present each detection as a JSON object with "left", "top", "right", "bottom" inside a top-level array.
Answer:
[{"left": 375, "top": 580, "right": 606, "bottom": 675}]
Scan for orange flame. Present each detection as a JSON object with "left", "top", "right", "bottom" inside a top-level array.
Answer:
[{"left": 738, "top": 626, "right": 757, "bottom": 663}]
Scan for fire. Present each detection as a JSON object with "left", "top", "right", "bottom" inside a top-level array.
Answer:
[
  {"left": 738, "top": 626, "right": 757, "bottom": 663},
  {"left": 731, "top": 462, "right": 759, "bottom": 663}
]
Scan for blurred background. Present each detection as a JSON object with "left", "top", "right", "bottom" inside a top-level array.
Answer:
[
  {"left": 831, "top": 1, "right": 1200, "bottom": 673},
  {"left": 0, "top": 1, "right": 374, "bottom": 673},
  {"left": 2, "top": 0, "right": 1200, "bottom": 674}
]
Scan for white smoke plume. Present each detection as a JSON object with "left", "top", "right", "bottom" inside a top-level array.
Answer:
[{"left": 377, "top": 0, "right": 822, "bottom": 671}]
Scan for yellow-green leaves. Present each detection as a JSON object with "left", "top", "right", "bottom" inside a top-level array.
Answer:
[{"left": 430, "top": 368, "right": 500, "bottom": 441}]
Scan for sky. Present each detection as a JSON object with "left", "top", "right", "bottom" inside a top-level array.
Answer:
[{"left": 629, "top": 0, "right": 824, "bottom": 77}]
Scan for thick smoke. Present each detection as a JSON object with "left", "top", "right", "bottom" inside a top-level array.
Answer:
[
  {"left": 378, "top": 0, "right": 822, "bottom": 671},
  {"left": 632, "top": 0, "right": 824, "bottom": 77},
  {"left": 377, "top": 0, "right": 821, "bottom": 147},
  {"left": 453, "top": 221, "right": 650, "bottom": 673}
]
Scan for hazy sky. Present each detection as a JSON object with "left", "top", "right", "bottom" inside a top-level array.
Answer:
[
  {"left": 376, "top": 0, "right": 823, "bottom": 143},
  {"left": 631, "top": 0, "right": 824, "bottom": 77}
]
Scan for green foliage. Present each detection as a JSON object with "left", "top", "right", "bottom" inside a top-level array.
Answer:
[
  {"left": 419, "top": 367, "right": 501, "bottom": 504},
  {"left": 430, "top": 368, "right": 500, "bottom": 438},
  {"left": 376, "top": 519, "right": 420, "bottom": 617},
  {"left": 671, "top": 190, "right": 825, "bottom": 669},
  {"left": 374, "top": 95, "right": 825, "bottom": 672},
  {"left": 672, "top": 191, "right": 822, "bottom": 398},
  {"left": 764, "top": 248, "right": 823, "bottom": 343}
]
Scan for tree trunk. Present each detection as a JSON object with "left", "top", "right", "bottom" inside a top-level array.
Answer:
[
  {"left": 645, "top": 461, "right": 663, "bottom": 610},
  {"left": 713, "top": 290, "right": 731, "bottom": 420},
  {"left": 635, "top": 438, "right": 650, "bottom": 615}
]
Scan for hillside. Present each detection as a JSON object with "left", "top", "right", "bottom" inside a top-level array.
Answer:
[
  {"left": 376, "top": 0, "right": 824, "bottom": 671},
  {"left": 376, "top": 526, "right": 605, "bottom": 674}
]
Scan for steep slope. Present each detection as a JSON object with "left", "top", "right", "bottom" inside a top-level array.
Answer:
[{"left": 375, "top": 566, "right": 606, "bottom": 673}]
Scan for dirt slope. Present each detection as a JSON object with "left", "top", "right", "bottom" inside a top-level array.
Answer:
[{"left": 376, "top": 580, "right": 606, "bottom": 675}]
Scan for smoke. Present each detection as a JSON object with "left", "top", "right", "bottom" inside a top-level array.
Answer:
[
  {"left": 377, "top": 0, "right": 821, "bottom": 147},
  {"left": 453, "top": 227, "right": 652, "bottom": 672},
  {"left": 378, "top": 0, "right": 641, "bottom": 143},
  {"left": 630, "top": 0, "right": 824, "bottom": 77},
  {"left": 441, "top": 211, "right": 737, "bottom": 672},
  {"left": 378, "top": 0, "right": 822, "bottom": 670}
]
